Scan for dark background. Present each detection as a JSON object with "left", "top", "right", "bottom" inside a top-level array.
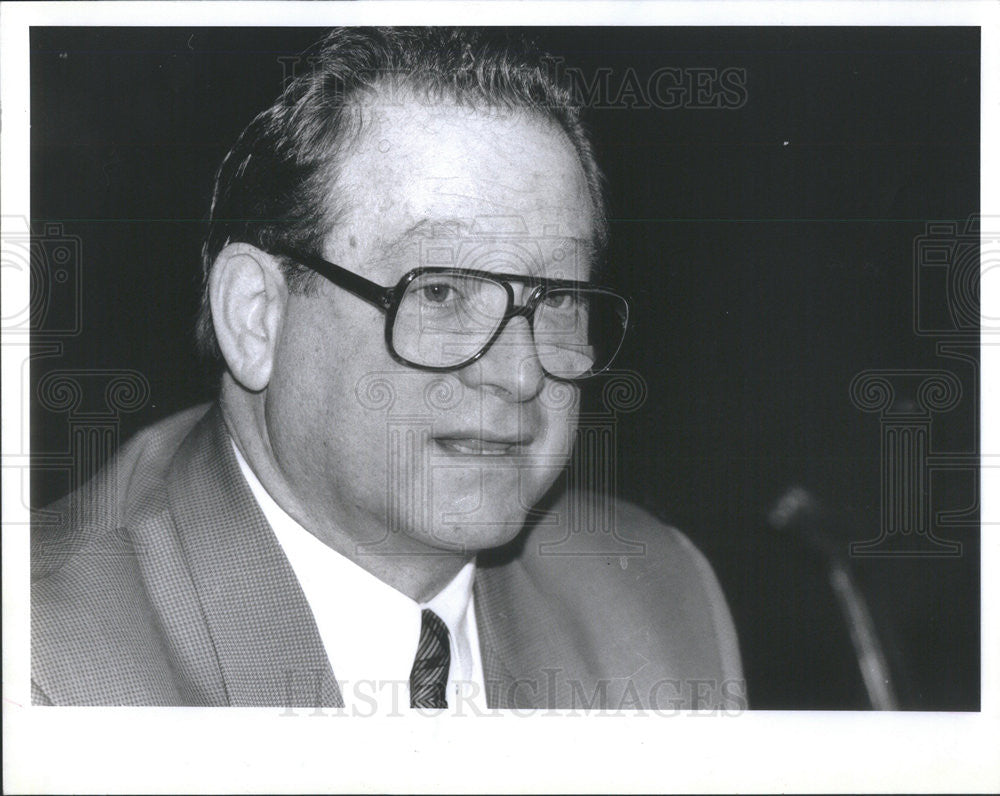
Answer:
[{"left": 30, "top": 27, "right": 980, "bottom": 710}]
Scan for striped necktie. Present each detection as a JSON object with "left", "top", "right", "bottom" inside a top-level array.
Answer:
[{"left": 409, "top": 608, "right": 451, "bottom": 708}]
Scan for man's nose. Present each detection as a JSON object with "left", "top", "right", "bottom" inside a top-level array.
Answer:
[{"left": 456, "top": 314, "right": 545, "bottom": 401}]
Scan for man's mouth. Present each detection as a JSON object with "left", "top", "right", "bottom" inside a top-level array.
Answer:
[{"left": 432, "top": 436, "right": 531, "bottom": 456}]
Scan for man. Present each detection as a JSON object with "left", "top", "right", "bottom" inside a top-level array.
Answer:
[{"left": 31, "top": 27, "right": 744, "bottom": 710}]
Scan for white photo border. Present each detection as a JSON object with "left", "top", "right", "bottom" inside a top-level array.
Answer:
[{"left": 3, "top": 2, "right": 998, "bottom": 793}]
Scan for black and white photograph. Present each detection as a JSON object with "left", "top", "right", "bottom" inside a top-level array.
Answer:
[{"left": 3, "top": 2, "right": 997, "bottom": 793}]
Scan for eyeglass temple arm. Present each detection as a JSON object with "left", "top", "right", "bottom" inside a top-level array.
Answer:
[{"left": 269, "top": 246, "right": 394, "bottom": 310}]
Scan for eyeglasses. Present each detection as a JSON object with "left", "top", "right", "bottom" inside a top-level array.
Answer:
[{"left": 268, "top": 245, "right": 630, "bottom": 380}]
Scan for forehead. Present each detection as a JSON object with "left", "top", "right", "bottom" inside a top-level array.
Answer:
[{"left": 326, "top": 96, "right": 597, "bottom": 279}]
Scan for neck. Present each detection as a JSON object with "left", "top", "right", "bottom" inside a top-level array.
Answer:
[{"left": 218, "top": 376, "right": 471, "bottom": 602}]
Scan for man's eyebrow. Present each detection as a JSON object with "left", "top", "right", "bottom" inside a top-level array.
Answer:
[
  {"left": 378, "top": 216, "right": 599, "bottom": 266},
  {"left": 380, "top": 217, "right": 473, "bottom": 257}
]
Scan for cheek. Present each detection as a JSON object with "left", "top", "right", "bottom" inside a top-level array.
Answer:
[
  {"left": 535, "top": 380, "right": 581, "bottom": 457},
  {"left": 265, "top": 363, "right": 338, "bottom": 479},
  {"left": 267, "top": 309, "right": 389, "bottom": 476}
]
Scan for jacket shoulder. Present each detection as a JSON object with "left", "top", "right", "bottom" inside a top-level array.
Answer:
[
  {"left": 513, "top": 492, "right": 744, "bottom": 686},
  {"left": 31, "top": 405, "right": 213, "bottom": 704},
  {"left": 31, "top": 404, "right": 211, "bottom": 582}
]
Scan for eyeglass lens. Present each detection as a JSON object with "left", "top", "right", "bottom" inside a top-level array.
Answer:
[{"left": 390, "top": 272, "right": 626, "bottom": 378}]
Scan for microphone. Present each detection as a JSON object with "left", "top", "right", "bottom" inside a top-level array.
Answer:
[{"left": 768, "top": 486, "right": 899, "bottom": 710}]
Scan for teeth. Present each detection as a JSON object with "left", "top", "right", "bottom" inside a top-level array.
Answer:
[{"left": 435, "top": 438, "right": 518, "bottom": 455}]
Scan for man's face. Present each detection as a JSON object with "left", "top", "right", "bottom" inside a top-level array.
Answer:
[{"left": 264, "top": 95, "right": 596, "bottom": 558}]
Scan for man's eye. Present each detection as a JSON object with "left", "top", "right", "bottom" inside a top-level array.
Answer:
[
  {"left": 419, "top": 283, "right": 457, "bottom": 303},
  {"left": 542, "top": 292, "right": 574, "bottom": 309}
]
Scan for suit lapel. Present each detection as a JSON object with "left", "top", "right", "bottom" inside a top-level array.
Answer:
[
  {"left": 473, "top": 574, "right": 516, "bottom": 708},
  {"left": 166, "top": 406, "right": 342, "bottom": 707}
]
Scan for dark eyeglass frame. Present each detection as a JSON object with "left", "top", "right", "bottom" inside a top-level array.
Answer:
[{"left": 268, "top": 245, "right": 630, "bottom": 380}]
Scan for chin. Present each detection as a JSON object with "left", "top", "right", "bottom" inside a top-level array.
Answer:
[
  {"left": 422, "top": 518, "right": 527, "bottom": 555},
  {"left": 380, "top": 460, "right": 565, "bottom": 554},
  {"left": 420, "top": 485, "right": 539, "bottom": 553}
]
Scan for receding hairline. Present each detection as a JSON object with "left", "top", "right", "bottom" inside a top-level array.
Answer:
[{"left": 313, "top": 84, "right": 604, "bottom": 264}]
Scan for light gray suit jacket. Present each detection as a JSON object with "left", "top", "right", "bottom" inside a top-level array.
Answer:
[{"left": 32, "top": 404, "right": 745, "bottom": 708}]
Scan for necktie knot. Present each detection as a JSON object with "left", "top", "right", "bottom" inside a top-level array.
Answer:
[{"left": 410, "top": 608, "right": 451, "bottom": 708}]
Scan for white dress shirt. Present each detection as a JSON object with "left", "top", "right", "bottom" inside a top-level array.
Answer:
[{"left": 232, "top": 441, "right": 487, "bottom": 713}]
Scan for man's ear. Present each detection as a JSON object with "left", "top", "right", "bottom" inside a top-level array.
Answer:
[{"left": 209, "top": 243, "right": 288, "bottom": 392}]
